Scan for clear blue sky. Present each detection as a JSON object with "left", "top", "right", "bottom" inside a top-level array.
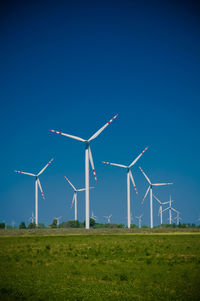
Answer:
[{"left": 1, "top": 0, "right": 200, "bottom": 226}]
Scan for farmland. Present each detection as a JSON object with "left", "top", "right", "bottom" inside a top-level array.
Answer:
[{"left": 0, "top": 230, "right": 200, "bottom": 300}]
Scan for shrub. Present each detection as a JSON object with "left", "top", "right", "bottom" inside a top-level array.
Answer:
[
  {"left": 0, "top": 222, "right": 5, "bottom": 229},
  {"left": 19, "top": 222, "right": 26, "bottom": 229},
  {"left": 28, "top": 222, "right": 36, "bottom": 229}
]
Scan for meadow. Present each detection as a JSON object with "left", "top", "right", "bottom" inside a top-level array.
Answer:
[{"left": 0, "top": 230, "right": 200, "bottom": 300}]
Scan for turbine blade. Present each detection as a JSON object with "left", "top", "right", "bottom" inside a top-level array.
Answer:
[
  {"left": 153, "top": 194, "right": 161, "bottom": 204},
  {"left": 162, "top": 207, "right": 170, "bottom": 213},
  {"left": 158, "top": 206, "right": 161, "bottom": 216},
  {"left": 77, "top": 187, "right": 94, "bottom": 192},
  {"left": 14, "top": 170, "right": 36, "bottom": 177},
  {"left": 171, "top": 207, "right": 178, "bottom": 213},
  {"left": 37, "top": 158, "right": 54, "bottom": 176},
  {"left": 64, "top": 176, "right": 76, "bottom": 191},
  {"left": 129, "top": 146, "right": 148, "bottom": 168},
  {"left": 153, "top": 183, "right": 173, "bottom": 186},
  {"left": 102, "top": 161, "right": 127, "bottom": 168},
  {"left": 71, "top": 194, "right": 75, "bottom": 208},
  {"left": 50, "top": 129, "right": 85, "bottom": 142},
  {"left": 88, "top": 146, "right": 97, "bottom": 182},
  {"left": 141, "top": 186, "right": 150, "bottom": 204},
  {"left": 37, "top": 178, "right": 45, "bottom": 200},
  {"left": 139, "top": 167, "right": 151, "bottom": 184},
  {"left": 88, "top": 114, "right": 118, "bottom": 142},
  {"left": 129, "top": 170, "right": 138, "bottom": 194}
]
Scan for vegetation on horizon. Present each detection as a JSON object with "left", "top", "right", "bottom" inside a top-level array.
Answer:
[{"left": 1, "top": 218, "right": 200, "bottom": 230}]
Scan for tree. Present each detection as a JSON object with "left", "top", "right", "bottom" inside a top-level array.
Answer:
[
  {"left": 131, "top": 224, "right": 138, "bottom": 228},
  {"left": 28, "top": 222, "right": 36, "bottom": 229},
  {"left": 38, "top": 223, "right": 46, "bottom": 229},
  {"left": 90, "top": 218, "right": 95, "bottom": 227},
  {"left": 19, "top": 222, "right": 26, "bottom": 229},
  {"left": 0, "top": 222, "right": 5, "bottom": 229},
  {"left": 50, "top": 218, "right": 57, "bottom": 228}
]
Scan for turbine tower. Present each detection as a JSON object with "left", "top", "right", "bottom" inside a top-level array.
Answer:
[
  {"left": 50, "top": 115, "right": 118, "bottom": 229},
  {"left": 135, "top": 214, "right": 143, "bottom": 228},
  {"left": 14, "top": 158, "right": 54, "bottom": 226},
  {"left": 153, "top": 194, "right": 170, "bottom": 225},
  {"left": 102, "top": 147, "right": 148, "bottom": 229},
  {"left": 64, "top": 176, "right": 93, "bottom": 221},
  {"left": 139, "top": 167, "right": 173, "bottom": 228}
]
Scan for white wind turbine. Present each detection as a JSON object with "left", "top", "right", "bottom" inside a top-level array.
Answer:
[
  {"left": 14, "top": 158, "right": 54, "bottom": 226},
  {"left": 102, "top": 147, "right": 148, "bottom": 228},
  {"left": 162, "top": 196, "right": 177, "bottom": 225},
  {"left": 28, "top": 212, "right": 35, "bottom": 224},
  {"left": 104, "top": 214, "right": 112, "bottom": 224},
  {"left": 91, "top": 211, "right": 98, "bottom": 221},
  {"left": 153, "top": 194, "right": 170, "bottom": 225},
  {"left": 64, "top": 176, "right": 94, "bottom": 221},
  {"left": 50, "top": 114, "right": 118, "bottom": 229},
  {"left": 174, "top": 211, "right": 182, "bottom": 225},
  {"left": 139, "top": 167, "right": 173, "bottom": 228},
  {"left": 135, "top": 214, "right": 143, "bottom": 228},
  {"left": 55, "top": 216, "right": 62, "bottom": 226}
]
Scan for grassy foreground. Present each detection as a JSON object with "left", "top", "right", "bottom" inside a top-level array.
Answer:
[{"left": 0, "top": 232, "right": 200, "bottom": 300}]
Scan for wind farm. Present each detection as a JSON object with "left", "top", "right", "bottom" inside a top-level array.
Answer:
[{"left": 1, "top": 1, "right": 200, "bottom": 300}]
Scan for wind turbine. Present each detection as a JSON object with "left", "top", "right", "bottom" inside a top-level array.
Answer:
[
  {"left": 174, "top": 211, "right": 182, "bottom": 225},
  {"left": 14, "top": 158, "right": 54, "bottom": 226},
  {"left": 91, "top": 211, "right": 98, "bottom": 221},
  {"left": 55, "top": 216, "right": 62, "bottom": 226},
  {"left": 139, "top": 167, "right": 173, "bottom": 228},
  {"left": 104, "top": 214, "right": 112, "bottom": 223},
  {"left": 28, "top": 212, "right": 35, "bottom": 224},
  {"left": 64, "top": 176, "right": 94, "bottom": 221},
  {"left": 130, "top": 212, "right": 133, "bottom": 224},
  {"left": 50, "top": 114, "right": 118, "bottom": 229},
  {"left": 102, "top": 147, "right": 148, "bottom": 229},
  {"left": 153, "top": 194, "right": 170, "bottom": 225},
  {"left": 135, "top": 214, "right": 143, "bottom": 228},
  {"left": 162, "top": 196, "right": 177, "bottom": 225}
]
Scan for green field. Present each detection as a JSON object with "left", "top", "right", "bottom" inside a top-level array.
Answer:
[{"left": 0, "top": 230, "right": 200, "bottom": 300}]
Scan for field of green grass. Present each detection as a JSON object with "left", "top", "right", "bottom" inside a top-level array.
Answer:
[{"left": 0, "top": 230, "right": 200, "bottom": 300}]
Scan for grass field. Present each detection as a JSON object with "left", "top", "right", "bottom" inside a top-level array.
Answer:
[{"left": 0, "top": 230, "right": 200, "bottom": 300}]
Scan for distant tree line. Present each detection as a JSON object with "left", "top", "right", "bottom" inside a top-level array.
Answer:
[{"left": 0, "top": 220, "right": 199, "bottom": 229}]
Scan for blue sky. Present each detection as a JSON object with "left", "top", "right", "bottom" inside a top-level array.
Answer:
[{"left": 0, "top": 0, "right": 200, "bottom": 226}]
